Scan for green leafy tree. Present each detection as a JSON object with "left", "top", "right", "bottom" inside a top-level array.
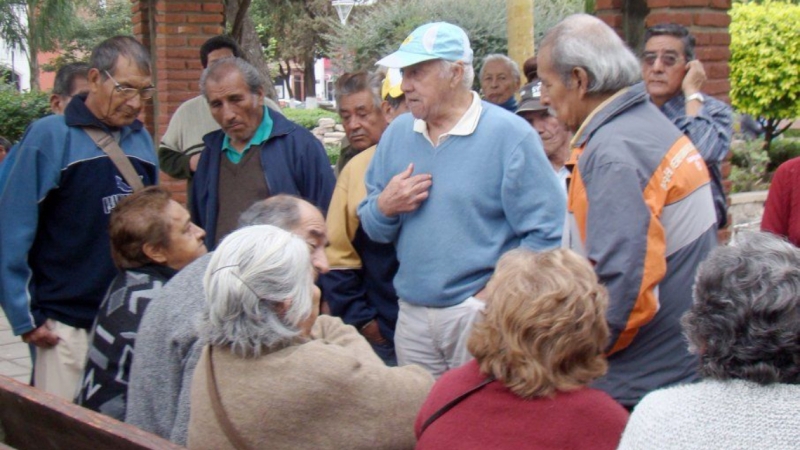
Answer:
[
  {"left": 250, "top": 0, "right": 335, "bottom": 99},
  {"left": 729, "top": 1, "right": 800, "bottom": 150},
  {"left": 0, "top": 0, "right": 80, "bottom": 90},
  {"left": 324, "top": 0, "right": 506, "bottom": 81},
  {"left": 324, "top": 0, "right": 583, "bottom": 85},
  {"left": 0, "top": 83, "right": 50, "bottom": 141},
  {"left": 45, "top": 0, "right": 131, "bottom": 71}
]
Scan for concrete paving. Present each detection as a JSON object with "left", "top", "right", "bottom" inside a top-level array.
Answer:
[{"left": 0, "top": 309, "right": 32, "bottom": 384}]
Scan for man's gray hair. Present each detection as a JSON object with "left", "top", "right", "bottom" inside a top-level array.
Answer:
[
  {"left": 334, "top": 71, "right": 382, "bottom": 112},
  {"left": 201, "top": 225, "right": 313, "bottom": 358},
  {"left": 91, "top": 36, "right": 151, "bottom": 77},
  {"left": 684, "top": 232, "right": 800, "bottom": 385},
  {"left": 237, "top": 195, "right": 303, "bottom": 230},
  {"left": 439, "top": 60, "right": 475, "bottom": 91},
  {"left": 539, "top": 14, "right": 640, "bottom": 95},
  {"left": 479, "top": 54, "right": 521, "bottom": 85},
  {"left": 200, "top": 57, "right": 263, "bottom": 97}
]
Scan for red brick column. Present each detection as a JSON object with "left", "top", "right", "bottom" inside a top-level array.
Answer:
[{"left": 132, "top": 0, "right": 224, "bottom": 203}]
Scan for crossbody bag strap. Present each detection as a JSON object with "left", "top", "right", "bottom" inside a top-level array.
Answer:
[
  {"left": 205, "top": 346, "right": 252, "bottom": 450},
  {"left": 83, "top": 127, "right": 145, "bottom": 191},
  {"left": 418, "top": 376, "right": 495, "bottom": 437}
]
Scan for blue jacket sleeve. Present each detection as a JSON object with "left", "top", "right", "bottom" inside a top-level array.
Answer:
[
  {"left": 0, "top": 123, "right": 63, "bottom": 335},
  {"left": 318, "top": 270, "right": 377, "bottom": 328},
  {"left": 671, "top": 98, "right": 733, "bottom": 165}
]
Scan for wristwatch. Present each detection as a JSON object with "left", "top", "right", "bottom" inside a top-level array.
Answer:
[{"left": 685, "top": 92, "right": 705, "bottom": 104}]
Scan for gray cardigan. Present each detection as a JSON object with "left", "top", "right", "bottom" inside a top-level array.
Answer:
[{"left": 125, "top": 254, "right": 211, "bottom": 445}]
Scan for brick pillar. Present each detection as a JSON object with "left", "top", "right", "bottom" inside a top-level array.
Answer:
[
  {"left": 132, "top": 0, "right": 224, "bottom": 203},
  {"left": 595, "top": 0, "right": 733, "bottom": 243}
]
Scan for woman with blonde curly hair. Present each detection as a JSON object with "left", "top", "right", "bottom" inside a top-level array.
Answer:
[{"left": 414, "top": 248, "right": 629, "bottom": 449}]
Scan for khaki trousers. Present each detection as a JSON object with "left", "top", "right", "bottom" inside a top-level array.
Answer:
[{"left": 33, "top": 319, "right": 88, "bottom": 400}]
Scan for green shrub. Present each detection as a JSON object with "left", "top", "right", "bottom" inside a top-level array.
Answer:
[
  {"left": 0, "top": 86, "right": 52, "bottom": 143},
  {"left": 730, "top": 1, "right": 800, "bottom": 150},
  {"left": 282, "top": 108, "right": 340, "bottom": 130},
  {"left": 767, "top": 138, "right": 800, "bottom": 171},
  {"left": 325, "top": 143, "right": 341, "bottom": 166},
  {"left": 729, "top": 140, "right": 771, "bottom": 193}
]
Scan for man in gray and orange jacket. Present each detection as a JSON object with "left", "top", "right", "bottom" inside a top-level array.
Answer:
[{"left": 538, "top": 14, "right": 717, "bottom": 408}]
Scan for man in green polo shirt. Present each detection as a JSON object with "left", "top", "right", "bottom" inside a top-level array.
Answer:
[{"left": 190, "top": 57, "right": 335, "bottom": 249}]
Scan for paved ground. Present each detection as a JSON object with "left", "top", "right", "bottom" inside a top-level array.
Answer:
[{"left": 0, "top": 309, "right": 32, "bottom": 383}]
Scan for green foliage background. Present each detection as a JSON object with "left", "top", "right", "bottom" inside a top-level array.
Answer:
[
  {"left": 282, "top": 108, "right": 340, "bottom": 130},
  {"left": 729, "top": 0, "right": 800, "bottom": 149},
  {"left": 0, "top": 86, "right": 51, "bottom": 142}
]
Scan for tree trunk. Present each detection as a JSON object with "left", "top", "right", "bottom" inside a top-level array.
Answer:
[
  {"left": 224, "top": 0, "right": 278, "bottom": 102},
  {"left": 302, "top": 53, "right": 316, "bottom": 99},
  {"left": 26, "top": 2, "right": 40, "bottom": 91}
]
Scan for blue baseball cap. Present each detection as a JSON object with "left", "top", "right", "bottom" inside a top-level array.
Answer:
[{"left": 376, "top": 22, "right": 474, "bottom": 69}]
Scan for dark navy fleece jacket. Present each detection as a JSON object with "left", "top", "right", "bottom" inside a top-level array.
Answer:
[
  {"left": 0, "top": 95, "right": 157, "bottom": 335},
  {"left": 190, "top": 108, "right": 335, "bottom": 250}
]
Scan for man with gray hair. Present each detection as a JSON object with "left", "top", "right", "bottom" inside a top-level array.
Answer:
[
  {"left": 126, "top": 195, "right": 329, "bottom": 445},
  {"left": 360, "top": 22, "right": 565, "bottom": 378},
  {"left": 479, "top": 54, "right": 521, "bottom": 111},
  {"left": 0, "top": 36, "right": 158, "bottom": 399},
  {"left": 537, "top": 14, "right": 717, "bottom": 408},
  {"left": 190, "top": 57, "right": 335, "bottom": 250}
]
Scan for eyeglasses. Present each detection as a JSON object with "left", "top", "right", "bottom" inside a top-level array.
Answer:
[
  {"left": 104, "top": 70, "right": 156, "bottom": 100},
  {"left": 642, "top": 52, "right": 683, "bottom": 68}
]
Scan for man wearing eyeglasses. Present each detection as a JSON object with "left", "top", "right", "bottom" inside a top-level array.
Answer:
[
  {"left": 642, "top": 23, "right": 733, "bottom": 229},
  {"left": 0, "top": 36, "right": 158, "bottom": 399}
]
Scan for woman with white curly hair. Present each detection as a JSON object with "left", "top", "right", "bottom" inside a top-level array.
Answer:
[
  {"left": 187, "top": 225, "right": 433, "bottom": 450},
  {"left": 619, "top": 232, "right": 800, "bottom": 450}
]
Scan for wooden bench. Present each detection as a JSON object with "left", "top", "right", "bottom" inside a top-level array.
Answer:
[{"left": 0, "top": 375, "right": 185, "bottom": 450}]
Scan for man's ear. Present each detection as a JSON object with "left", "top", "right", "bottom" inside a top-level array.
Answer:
[
  {"left": 86, "top": 68, "right": 103, "bottom": 93},
  {"left": 49, "top": 94, "right": 63, "bottom": 114},
  {"left": 142, "top": 242, "right": 168, "bottom": 265},
  {"left": 572, "top": 67, "right": 591, "bottom": 98},
  {"left": 450, "top": 61, "right": 465, "bottom": 88}
]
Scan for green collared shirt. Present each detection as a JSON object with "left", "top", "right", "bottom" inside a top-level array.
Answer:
[{"left": 222, "top": 106, "right": 274, "bottom": 164}]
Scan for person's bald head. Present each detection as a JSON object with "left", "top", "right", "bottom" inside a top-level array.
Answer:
[{"left": 238, "top": 195, "right": 329, "bottom": 277}]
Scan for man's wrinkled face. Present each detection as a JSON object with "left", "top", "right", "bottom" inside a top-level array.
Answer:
[
  {"left": 205, "top": 70, "right": 265, "bottom": 148},
  {"left": 642, "top": 35, "right": 688, "bottom": 106},
  {"left": 480, "top": 60, "right": 519, "bottom": 105},
  {"left": 159, "top": 200, "right": 207, "bottom": 271},
  {"left": 518, "top": 109, "right": 571, "bottom": 160},
  {"left": 338, "top": 90, "right": 387, "bottom": 151},
  {"left": 291, "top": 201, "right": 330, "bottom": 280},
  {"left": 401, "top": 59, "right": 453, "bottom": 122},
  {"left": 537, "top": 47, "right": 583, "bottom": 132},
  {"left": 87, "top": 56, "right": 153, "bottom": 128}
]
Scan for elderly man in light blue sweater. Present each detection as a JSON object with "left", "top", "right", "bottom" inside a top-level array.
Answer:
[{"left": 360, "top": 22, "right": 565, "bottom": 378}]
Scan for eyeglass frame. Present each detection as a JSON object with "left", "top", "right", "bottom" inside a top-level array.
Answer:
[
  {"left": 641, "top": 51, "right": 685, "bottom": 68},
  {"left": 103, "top": 70, "right": 156, "bottom": 100}
]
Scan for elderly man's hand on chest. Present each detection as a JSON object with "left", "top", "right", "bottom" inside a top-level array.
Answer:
[{"left": 377, "top": 163, "right": 432, "bottom": 217}]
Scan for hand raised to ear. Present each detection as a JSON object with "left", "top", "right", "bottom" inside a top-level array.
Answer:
[{"left": 682, "top": 60, "right": 706, "bottom": 97}]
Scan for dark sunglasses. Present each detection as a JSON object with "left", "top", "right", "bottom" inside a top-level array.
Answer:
[{"left": 641, "top": 52, "right": 683, "bottom": 67}]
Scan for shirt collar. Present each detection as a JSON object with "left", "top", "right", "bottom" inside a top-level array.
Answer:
[
  {"left": 569, "top": 87, "right": 630, "bottom": 148},
  {"left": 64, "top": 93, "right": 143, "bottom": 132},
  {"left": 222, "top": 106, "right": 273, "bottom": 155},
  {"left": 413, "top": 91, "right": 483, "bottom": 146}
]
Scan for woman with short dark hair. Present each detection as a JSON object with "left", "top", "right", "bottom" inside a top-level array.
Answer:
[
  {"left": 415, "top": 248, "right": 629, "bottom": 449},
  {"left": 76, "top": 186, "right": 207, "bottom": 419},
  {"left": 619, "top": 232, "right": 800, "bottom": 450}
]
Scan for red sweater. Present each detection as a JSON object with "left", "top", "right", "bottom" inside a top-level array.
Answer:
[
  {"left": 762, "top": 156, "right": 800, "bottom": 247},
  {"left": 415, "top": 360, "right": 629, "bottom": 450}
]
